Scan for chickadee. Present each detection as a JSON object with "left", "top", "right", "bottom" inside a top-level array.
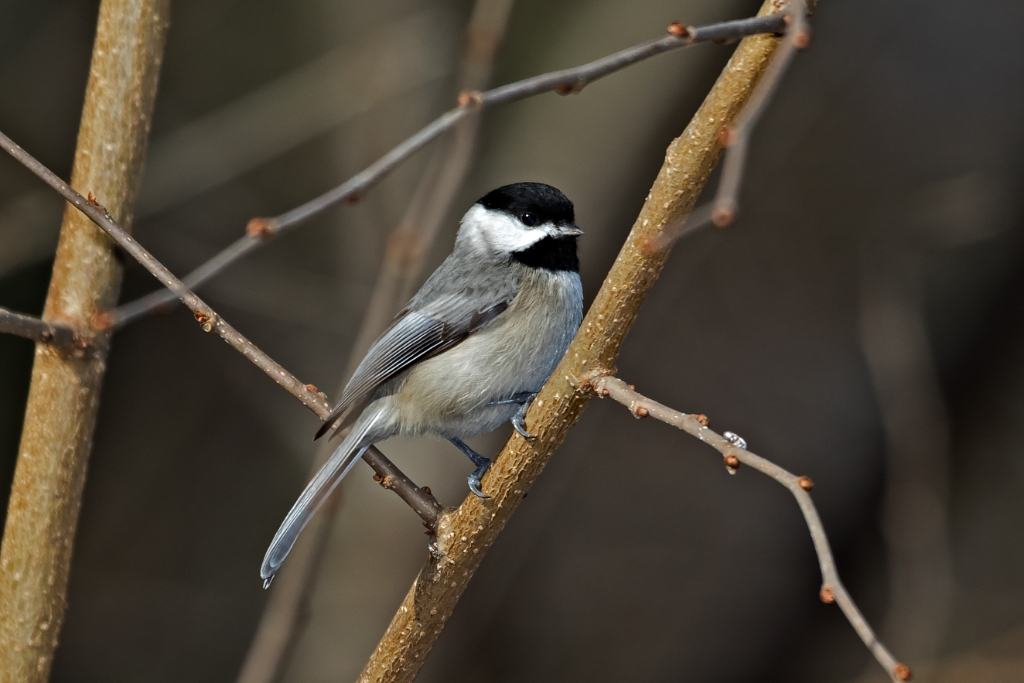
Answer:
[{"left": 261, "top": 182, "right": 584, "bottom": 584}]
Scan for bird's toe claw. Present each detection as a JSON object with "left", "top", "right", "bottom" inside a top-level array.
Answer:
[
  {"left": 512, "top": 413, "right": 535, "bottom": 440},
  {"left": 468, "top": 474, "right": 490, "bottom": 499}
]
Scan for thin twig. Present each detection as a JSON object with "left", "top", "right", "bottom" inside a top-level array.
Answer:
[
  {"left": 108, "top": 11, "right": 789, "bottom": 326},
  {"left": 590, "top": 375, "right": 911, "bottom": 683},
  {"left": 713, "top": 0, "right": 809, "bottom": 226},
  {"left": 0, "top": 129, "right": 441, "bottom": 527},
  {"left": 0, "top": 306, "right": 77, "bottom": 349}
]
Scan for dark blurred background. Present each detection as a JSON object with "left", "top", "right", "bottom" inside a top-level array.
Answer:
[{"left": 2, "top": 0, "right": 1023, "bottom": 681}]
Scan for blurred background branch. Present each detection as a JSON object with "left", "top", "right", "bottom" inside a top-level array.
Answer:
[
  {"left": 857, "top": 238, "right": 955, "bottom": 681},
  {"left": 234, "top": 3, "right": 517, "bottom": 682}
]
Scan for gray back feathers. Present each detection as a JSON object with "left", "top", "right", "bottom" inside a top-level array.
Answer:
[{"left": 315, "top": 252, "right": 521, "bottom": 440}]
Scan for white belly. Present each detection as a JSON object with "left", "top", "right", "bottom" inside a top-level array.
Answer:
[{"left": 385, "top": 268, "right": 581, "bottom": 438}]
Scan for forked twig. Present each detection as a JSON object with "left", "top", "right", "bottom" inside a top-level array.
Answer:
[
  {"left": 107, "top": 12, "right": 789, "bottom": 327},
  {"left": 590, "top": 375, "right": 911, "bottom": 683},
  {"left": 0, "top": 129, "right": 441, "bottom": 527}
]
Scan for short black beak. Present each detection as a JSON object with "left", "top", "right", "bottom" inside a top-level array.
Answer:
[{"left": 558, "top": 223, "right": 583, "bottom": 237}]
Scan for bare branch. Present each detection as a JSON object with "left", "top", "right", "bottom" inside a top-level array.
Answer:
[
  {"left": 590, "top": 375, "right": 910, "bottom": 683},
  {"left": 355, "top": 6, "right": 817, "bottom": 680},
  {"left": 0, "top": 306, "right": 76, "bottom": 349},
  {"left": 0, "top": 130, "right": 441, "bottom": 531},
  {"left": 108, "top": 11, "right": 789, "bottom": 326},
  {"left": 364, "top": 448, "right": 445, "bottom": 524}
]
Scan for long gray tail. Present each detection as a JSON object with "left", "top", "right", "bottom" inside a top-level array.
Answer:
[{"left": 260, "top": 406, "right": 384, "bottom": 585}]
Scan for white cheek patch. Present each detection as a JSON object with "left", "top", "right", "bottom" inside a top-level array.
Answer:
[{"left": 458, "top": 204, "right": 548, "bottom": 254}]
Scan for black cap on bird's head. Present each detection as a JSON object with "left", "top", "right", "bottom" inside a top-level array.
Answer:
[
  {"left": 460, "top": 182, "right": 582, "bottom": 272},
  {"left": 477, "top": 182, "right": 576, "bottom": 229}
]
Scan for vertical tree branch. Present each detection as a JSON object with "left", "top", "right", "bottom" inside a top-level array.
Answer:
[
  {"left": 0, "top": 2, "right": 170, "bottom": 680},
  {"left": 357, "top": 2, "right": 792, "bottom": 681}
]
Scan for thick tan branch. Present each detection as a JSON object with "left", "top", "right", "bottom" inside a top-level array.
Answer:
[
  {"left": 0, "top": 2, "right": 169, "bottom": 680},
  {"left": 356, "top": 3, "right": 800, "bottom": 681},
  {"left": 591, "top": 375, "right": 910, "bottom": 683}
]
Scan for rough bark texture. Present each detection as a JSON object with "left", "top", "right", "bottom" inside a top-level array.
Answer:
[
  {"left": 357, "top": 2, "right": 787, "bottom": 681},
  {"left": 0, "top": 2, "right": 169, "bottom": 680}
]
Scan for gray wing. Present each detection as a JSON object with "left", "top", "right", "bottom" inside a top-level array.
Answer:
[{"left": 314, "top": 279, "right": 517, "bottom": 440}]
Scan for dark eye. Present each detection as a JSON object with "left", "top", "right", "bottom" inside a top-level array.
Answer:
[{"left": 520, "top": 212, "right": 538, "bottom": 227}]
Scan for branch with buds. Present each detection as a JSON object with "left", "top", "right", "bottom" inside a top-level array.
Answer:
[
  {"left": 104, "top": 11, "right": 789, "bottom": 327},
  {"left": 0, "top": 130, "right": 442, "bottom": 529},
  {"left": 587, "top": 375, "right": 911, "bottom": 683},
  {"left": 0, "top": 2, "right": 803, "bottom": 572}
]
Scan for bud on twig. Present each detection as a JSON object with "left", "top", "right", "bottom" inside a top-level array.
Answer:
[
  {"left": 246, "top": 217, "right": 274, "bottom": 240},
  {"left": 667, "top": 22, "right": 690, "bottom": 38}
]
